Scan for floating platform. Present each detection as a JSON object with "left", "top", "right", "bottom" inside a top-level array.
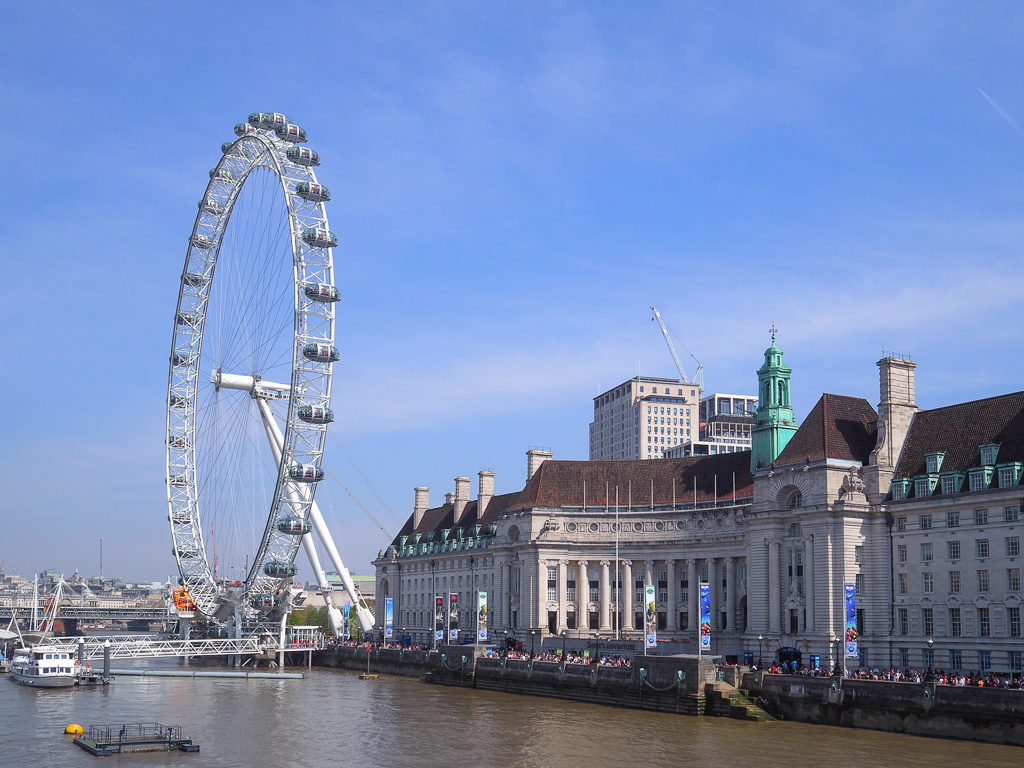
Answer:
[
  {"left": 109, "top": 668, "right": 302, "bottom": 679},
  {"left": 73, "top": 723, "right": 199, "bottom": 756},
  {"left": 359, "top": 673, "right": 380, "bottom": 680}
]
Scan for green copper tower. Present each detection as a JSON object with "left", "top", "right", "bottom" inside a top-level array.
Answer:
[{"left": 751, "top": 324, "right": 798, "bottom": 470}]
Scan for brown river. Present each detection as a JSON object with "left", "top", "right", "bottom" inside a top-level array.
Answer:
[{"left": 1, "top": 661, "right": 1019, "bottom": 767}]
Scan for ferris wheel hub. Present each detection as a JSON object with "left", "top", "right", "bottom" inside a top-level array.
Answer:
[{"left": 211, "top": 370, "right": 290, "bottom": 399}]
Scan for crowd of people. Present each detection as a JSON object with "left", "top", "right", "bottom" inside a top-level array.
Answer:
[
  {"left": 481, "top": 648, "right": 633, "bottom": 666},
  {"left": 753, "top": 662, "right": 1024, "bottom": 689}
]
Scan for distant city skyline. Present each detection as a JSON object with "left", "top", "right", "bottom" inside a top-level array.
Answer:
[{"left": 2, "top": 3, "right": 1023, "bottom": 580}]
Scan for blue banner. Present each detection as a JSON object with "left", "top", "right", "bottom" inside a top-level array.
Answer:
[
  {"left": 342, "top": 602, "right": 350, "bottom": 640},
  {"left": 477, "top": 591, "right": 488, "bottom": 641},
  {"left": 384, "top": 597, "right": 394, "bottom": 640},
  {"left": 448, "top": 592, "right": 459, "bottom": 641},
  {"left": 699, "top": 583, "right": 711, "bottom": 652},
  {"left": 644, "top": 584, "right": 657, "bottom": 648},
  {"left": 844, "top": 583, "right": 857, "bottom": 657}
]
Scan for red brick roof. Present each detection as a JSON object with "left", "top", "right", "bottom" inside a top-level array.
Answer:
[
  {"left": 895, "top": 390, "right": 1024, "bottom": 477},
  {"left": 775, "top": 393, "right": 877, "bottom": 466},
  {"left": 388, "top": 453, "right": 754, "bottom": 547}
]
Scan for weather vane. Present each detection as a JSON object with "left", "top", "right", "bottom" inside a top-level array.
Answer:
[{"left": 769, "top": 321, "right": 778, "bottom": 343}]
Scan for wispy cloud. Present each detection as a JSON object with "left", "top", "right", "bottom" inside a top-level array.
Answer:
[{"left": 979, "top": 89, "right": 1024, "bottom": 140}]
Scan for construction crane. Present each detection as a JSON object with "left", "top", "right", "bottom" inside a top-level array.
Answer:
[{"left": 650, "top": 306, "right": 704, "bottom": 393}]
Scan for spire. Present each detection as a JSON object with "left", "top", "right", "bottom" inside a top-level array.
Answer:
[{"left": 751, "top": 326, "right": 799, "bottom": 470}]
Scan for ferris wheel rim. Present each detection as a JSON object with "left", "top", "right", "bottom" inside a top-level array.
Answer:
[{"left": 165, "top": 115, "right": 338, "bottom": 622}]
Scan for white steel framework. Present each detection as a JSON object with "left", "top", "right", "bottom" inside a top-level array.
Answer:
[{"left": 165, "top": 113, "right": 373, "bottom": 633}]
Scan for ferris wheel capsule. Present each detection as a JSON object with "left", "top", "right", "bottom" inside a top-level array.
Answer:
[
  {"left": 183, "top": 272, "right": 209, "bottom": 287},
  {"left": 301, "top": 227, "right": 337, "bottom": 248},
  {"left": 190, "top": 234, "right": 214, "bottom": 250},
  {"left": 264, "top": 561, "right": 299, "bottom": 578},
  {"left": 168, "top": 434, "right": 190, "bottom": 449},
  {"left": 169, "top": 474, "right": 187, "bottom": 486},
  {"left": 302, "top": 343, "right": 340, "bottom": 363},
  {"left": 249, "top": 112, "right": 292, "bottom": 129},
  {"left": 209, "top": 167, "right": 235, "bottom": 182},
  {"left": 295, "top": 182, "right": 330, "bottom": 202},
  {"left": 169, "top": 394, "right": 187, "bottom": 408},
  {"left": 221, "top": 141, "right": 239, "bottom": 155},
  {"left": 276, "top": 516, "right": 312, "bottom": 535},
  {"left": 303, "top": 283, "right": 341, "bottom": 303},
  {"left": 286, "top": 146, "right": 320, "bottom": 167},
  {"left": 171, "top": 352, "right": 194, "bottom": 367},
  {"left": 200, "top": 197, "right": 225, "bottom": 215},
  {"left": 297, "top": 405, "right": 334, "bottom": 424},
  {"left": 288, "top": 463, "right": 324, "bottom": 483},
  {"left": 234, "top": 122, "right": 258, "bottom": 137},
  {"left": 274, "top": 123, "right": 308, "bottom": 143}
]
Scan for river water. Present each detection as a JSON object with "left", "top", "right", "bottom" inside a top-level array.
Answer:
[{"left": 1, "top": 661, "right": 1019, "bottom": 768}]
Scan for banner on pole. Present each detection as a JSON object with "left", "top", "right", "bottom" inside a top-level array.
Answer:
[
  {"left": 434, "top": 596, "right": 444, "bottom": 642},
  {"left": 844, "top": 583, "right": 858, "bottom": 657},
  {"left": 342, "top": 602, "right": 350, "bottom": 641},
  {"left": 644, "top": 584, "right": 657, "bottom": 648},
  {"left": 477, "top": 591, "right": 488, "bottom": 641},
  {"left": 384, "top": 597, "right": 394, "bottom": 640},
  {"left": 699, "top": 582, "right": 711, "bottom": 651},
  {"left": 448, "top": 592, "right": 459, "bottom": 641}
]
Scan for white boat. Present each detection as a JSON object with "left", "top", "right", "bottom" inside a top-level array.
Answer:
[{"left": 9, "top": 646, "right": 78, "bottom": 688}]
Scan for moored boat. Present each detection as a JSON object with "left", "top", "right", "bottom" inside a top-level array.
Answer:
[{"left": 9, "top": 646, "right": 77, "bottom": 687}]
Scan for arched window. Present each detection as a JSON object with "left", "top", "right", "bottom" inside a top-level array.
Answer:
[{"left": 787, "top": 491, "right": 803, "bottom": 509}]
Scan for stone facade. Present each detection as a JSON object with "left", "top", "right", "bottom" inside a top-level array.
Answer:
[{"left": 375, "top": 343, "right": 1024, "bottom": 674}]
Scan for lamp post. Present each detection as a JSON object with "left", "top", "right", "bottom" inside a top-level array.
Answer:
[
  {"left": 757, "top": 633, "right": 764, "bottom": 669},
  {"left": 503, "top": 628, "right": 509, "bottom": 658},
  {"left": 926, "top": 637, "right": 934, "bottom": 679},
  {"left": 529, "top": 628, "right": 537, "bottom": 659},
  {"left": 832, "top": 635, "right": 843, "bottom": 676},
  {"left": 401, "top": 627, "right": 407, "bottom": 648},
  {"left": 560, "top": 629, "right": 568, "bottom": 664},
  {"left": 593, "top": 632, "right": 601, "bottom": 665}
]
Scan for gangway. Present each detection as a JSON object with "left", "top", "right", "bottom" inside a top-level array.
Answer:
[{"left": 42, "top": 635, "right": 279, "bottom": 661}]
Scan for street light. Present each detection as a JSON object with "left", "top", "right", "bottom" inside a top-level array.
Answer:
[
  {"left": 592, "top": 632, "right": 601, "bottom": 665},
  {"left": 757, "top": 633, "right": 764, "bottom": 668},
  {"left": 503, "top": 628, "right": 509, "bottom": 658},
  {"left": 926, "top": 637, "right": 934, "bottom": 678},
  {"left": 560, "top": 629, "right": 568, "bottom": 664},
  {"left": 529, "top": 629, "right": 537, "bottom": 659},
  {"left": 832, "top": 635, "right": 843, "bottom": 676}
]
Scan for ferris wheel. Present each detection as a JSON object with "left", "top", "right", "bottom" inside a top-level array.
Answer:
[{"left": 165, "top": 112, "right": 373, "bottom": 636}]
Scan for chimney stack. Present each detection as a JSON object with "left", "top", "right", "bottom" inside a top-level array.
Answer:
[
  {"left": 526, "top": 448, "right": 553, "bottom": 482},
  {"left": 477, "top": 469, "right": 495, "bottom": 521},
  {"left": 871, "top": 356, "right": 918, "bottom": 469},
  {"left": 454, "top": 476, "right": 471, "bottom": 523},
  {"left": 444, "top": 491, "right": 455, "bottom": 506},
  {"left": 413, "top": 486, "right": 429, "bottom": 529}
]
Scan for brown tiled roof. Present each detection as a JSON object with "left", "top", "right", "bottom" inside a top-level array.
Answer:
[
  {"left": 776, "top": 393, "right": 877, "bottom": 466},
  {"left": 388, "top": 453, "right": 754, "bottom": 547},
  {"left": 894, "top": 391, "right": 1024, "bottom": 477}
]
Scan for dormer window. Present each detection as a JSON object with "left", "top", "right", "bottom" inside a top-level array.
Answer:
[
  {"left": 997, "top": 463, "right": 1023, "bottom": 488},
  {"left": 891, "top": 478, "right": 911, "bottom": 500},
  {"left": 968, "top": 467, "right": 994, "bottom": 492},
  {"left": 914, "top": 476, "right": 937, "bottom": 498},
  {"left": 925, "top": 452, "right": 945, "bottom": 474},
  {"left": 980, "top": 443, "right": 1001, "bottom": 466},
  {"left": 940, "top": 472, "right": 964, "bottom": 495}
]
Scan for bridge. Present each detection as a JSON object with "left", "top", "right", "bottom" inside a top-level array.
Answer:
[
  {"left": 44, "top": 635, "right": 278, "bottom": 661},
  {"left": 0, "top": 606, "right": 169, "bottom": 622}
]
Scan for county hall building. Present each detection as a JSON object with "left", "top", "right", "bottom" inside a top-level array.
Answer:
[{"left": 374, "top": 336, "right": 1024, "bottom": 674}]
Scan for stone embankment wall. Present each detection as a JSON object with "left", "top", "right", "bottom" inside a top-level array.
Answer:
[
  {"left": 315, "top": 646, "right": 716, "bottom": 716},
  {"left": 744, "top": 672, "right": 1024, "bottom": 747}
]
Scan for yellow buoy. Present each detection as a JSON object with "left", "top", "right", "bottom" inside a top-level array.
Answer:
[{"left": 65, "top": 724, "right": 83, "bottom": 736}]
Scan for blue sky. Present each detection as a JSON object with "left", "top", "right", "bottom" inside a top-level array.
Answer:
[{"left": 2, "top": 2, "right": 1023, "bottom": 581}]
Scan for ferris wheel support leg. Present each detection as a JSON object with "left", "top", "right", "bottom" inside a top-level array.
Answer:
[{"left": 256, "top": 399, "right": 365, "bottom": 633}]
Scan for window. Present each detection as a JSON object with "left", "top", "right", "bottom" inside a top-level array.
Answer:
[
  {"left": 921, "top": 543, "right": 933, "bottom": 562},
  {"left": 969, "top": 473, "right": 986, "bottom": 492},
  {"left": 897, "top": 516, "right": 907, "bottom": 532},
  {"left": 976, "top": 509, "right": 989, "bottom": 526},
  {"left": 980, "top": 444, "right": 1000, "bottom": 465},
  {"left": 979, "top": 650, "right": 992, "bottom": 670},
  {"left": 788, "top": 492, "right": 803, "bottom": 509},
  {"left": 854, "top": 545, "right": 863, "bottom": 564},
  {"left": 978, "top": 569, "right": 991, "bottom": 592},
  {"left": 1009, "top": 568, "right": 1021, "bottom": 592},
  {"left": 999, "top": 467, "right": 1015, "bottom": 488},
  {"left": 1007, "top": 537, "right": 1020, "bottom": 557},
  {"left": 855, "top": 573, "right": 864, "bottom": 595},
  {"left": 1009, "top": 606, "right": 1021, "bottom": 637},
  {"left": 547, "top": 567, "right": 557, "bottom": 601},
  {"left": 897, "top": 545, "right": 908, "bottom": 564},
  {"left": 920, "top": 514, "right": 933, "bottom": 530},
  {"left": 950, "top": 607, "right": 962, "bottom": 636},
  {"left": 948, "top": 540, "right": 961, "bottom": 560},
  {"left": 922, "top": 572, "right": 933, "bottom": 593},
  {"left": 926, "top": 453, "right": 943, "bottom": 473},
  {"left": 979, "top": 607, "right": 991, "bottom": 636},
  {"left": 1011, "top": 651, "right": 1023, "bottom": 671},
  {"left": 923, "top": 607, "right": 934, "bottom": 636},
  {"left": 1007, "top": 506, "right": 1020, "bottom": 523},
  {"left": 947, "top": 511, "right": 960, "bottom": 528},
  {"left": 977, "top": 539, "right": 990, "bottom": 559},
  {"left": 915, "top": 479, "right": 931, "bottom": 498},
  {"left": 898, "top": 607, "right": 909, "bottom": 635},
  {"left": 900, "top": 648, "right": 910, "bottom": 668},
  {"left": 949, "top": 570, "right": 961, "bottom": 593},
  {"left": 898, "top": 573, "right": 908, "bottom": 594},
  {"left": 950, "top": 648, "right": 963, "bottom": 670}
]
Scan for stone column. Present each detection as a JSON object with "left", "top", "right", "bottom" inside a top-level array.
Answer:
[
  {"left": 644, "top": 560, "right": 655, "bottom": 590},
  {"left": 622, "top": 560, "right": 633, "bottom": 632},
  {"left": 599, "top": 560, "right": 611, "bottom": 630},
  {"left": 557, "top": 559, "right": 568, "bottom": 632},
  {"left": 500, "top": 560, "right": 510, "bottom": 630},
  {"left": 726, "top": 557, "right": 736, "bottom": 632},
  {"left": 688, "top": 559, "right": 698, "bottom": 634},
  {"left": 804, "top": 536, "right": 815, "bottom": 633},
  {"left": 577, "top": 560, "right": 588, "bottom": 630},
  {"left": 666, "top": 558, "right": 678, "bottom": 631},
  {"left": 538, "top": 559, "right": 549, "bottom": 633},
  {"left": 769, "top": 540, "right": 781, "bottom": 633}
]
